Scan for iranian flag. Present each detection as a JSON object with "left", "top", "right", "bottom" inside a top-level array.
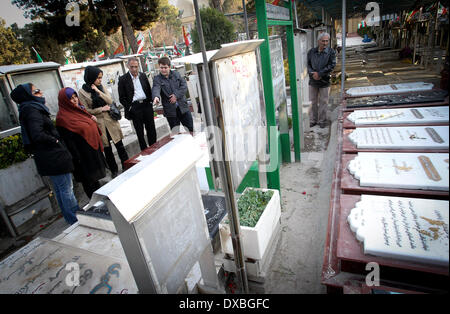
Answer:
[
  {"left": 136, "top": 32, "right": 145, "bottom": 47},
  {"left": 32, "top": 47, "right": 43, "bottom": 63},
  {"left": 148, "top": 31, "right": 154, "bottom": 48},
  {"left": 98, "top": 50, "right": 105, "bottom": 58},
  {"left": 136, "top": 32, "right": 145, "bottom": 54},
  {"left": 174, "top": 41, "right": 184, "bottom": 57},
  {"left": 438, "top": 2, "right": 448, "bottom": 17},
  {"left": 137, "top": 44, "right": 145, "bottom": 54},
  {"left": 113, "top": 43, "right": 125, "bottom": 55},
  {"left": 406, "top": 8, "right": 420, "bottom": 22}
]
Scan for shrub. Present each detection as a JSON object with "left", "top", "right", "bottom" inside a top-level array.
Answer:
[
  {"left": 191, "top": 7, "right": 237, "bottom": 52},
  {"left": 237, "top": 188, "right": 274, "bottom": 228},
  {"left": 0, "top": 134, "right": 31, "bottom": 169}
]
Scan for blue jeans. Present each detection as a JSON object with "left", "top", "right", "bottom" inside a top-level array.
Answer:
[{"left": 49, "top": 173, "right": 79, "bottom": 225}]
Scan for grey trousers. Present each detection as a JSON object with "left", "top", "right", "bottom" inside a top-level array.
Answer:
[{"left": 309, "top": 85, "right": 330, "bottom": 124}]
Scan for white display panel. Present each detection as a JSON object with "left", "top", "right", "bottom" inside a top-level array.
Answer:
[
  {"left": 214, "top": 51, "right": 263, "bottom": 189},
  {"left": 347, "top": 106, "right": 449, "bottom": 125},
  {"left": 348, "top": 195, "right": 449, "bottom": 266},
  {"left": 348, "top": 126, "right": 449, "bottom": 150},
  {"left": 348, "top": 152, "right": 449, "bottom": 191}
]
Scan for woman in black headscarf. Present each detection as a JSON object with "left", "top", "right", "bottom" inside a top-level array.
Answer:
[
  {"left": 10, "top": 83, "right": 79, "bottom": 225},
  {"left": 78, "top": 66, "right": 129, "bottom": 178}
]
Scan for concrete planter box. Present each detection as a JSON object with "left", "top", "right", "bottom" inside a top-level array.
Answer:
[
  {"left": 219, "top": 188, "right": 281, "bottom": 260},
  {"left": 0, "top": 158, "right": 45, "bottom": 206},
  {"left": 0, "top": 158, "right": 55, "bottom": 236}
]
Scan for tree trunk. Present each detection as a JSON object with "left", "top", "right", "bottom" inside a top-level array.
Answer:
[
  {"left": 211, "top": 0, "right": 223, "bottom": 12},
  {"left": 114, "top": 0, "right": 138, "bottom": 54},
  {"left": 121, "top": 27, "right": 129, "bottom": 54}
]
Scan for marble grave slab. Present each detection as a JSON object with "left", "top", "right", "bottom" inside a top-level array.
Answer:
[
  {"left": 346, "top": 106, "right": 449, "bottom": 126},
  {"left": 348, "top": 152, "right": 449, "bottom": 191},
  {"left": 348, "top": 126, "right": 449, "bottom": 150},
  {"left": 346, "top": 82, "right": 434, "bottom": 97},
  {"left": 348, "top": 195, "right": 449, "bottom": 266},
  {"left": 0, "top": 237, "right": 138, "bottom": 294}
]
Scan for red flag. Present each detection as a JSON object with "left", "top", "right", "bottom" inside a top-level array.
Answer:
[
  {"left": 183, "top": 26, "right": 190, "bottom": 47},
  {"left": 113, "top": 43, "right": 124, "bottom": 55},
  {"left": 272, "top": 0, "right": 281, "bottom": 5}
]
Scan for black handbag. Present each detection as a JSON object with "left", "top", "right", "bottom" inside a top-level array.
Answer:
[{"left": 109, "top": 102, "right": 122, "bottom": 121}]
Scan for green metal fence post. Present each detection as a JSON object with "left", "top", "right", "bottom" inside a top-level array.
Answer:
[{"left": 256, "top": 1, "right": 281, "bottom": 191}]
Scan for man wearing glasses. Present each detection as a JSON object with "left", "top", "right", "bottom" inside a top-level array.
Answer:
[
  {"left": 118, "top": 57, "right": 157, "bottom": 151},
  {"left": 152, "top": 56, "right": 193, "bottom": 134}
]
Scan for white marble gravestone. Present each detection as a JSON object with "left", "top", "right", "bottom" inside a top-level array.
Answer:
[
  {"left": 346, "top": 82, "right": 433, "bottom": 97},
  {"left": 347, "top": 106, "right": 449, "bottom": 125},
  {"left": 0, "top": 237, "right": 138, "bottom": 294},
  {"left": 348, "top": 195, "right": 449, "bottom": 266},
  {"left": 348, "top": 152, "right": 449, "bottom": 191},
  {"left": 348, "top": 126, "right": 449, "bottom": 150}
]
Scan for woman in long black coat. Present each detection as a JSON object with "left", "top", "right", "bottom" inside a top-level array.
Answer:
[
  {"left": 10, "top": 83, "right": 79, "bottom": 224},
  {"left": 56, "top": 87, "right": 106, "bottom": 199}
]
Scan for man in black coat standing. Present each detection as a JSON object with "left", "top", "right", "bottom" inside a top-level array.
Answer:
[{"left": 118, "top": 57, "right": 157, "bottom": 151}]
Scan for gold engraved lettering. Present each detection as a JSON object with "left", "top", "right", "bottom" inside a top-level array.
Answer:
[
  {"left": 425, "top": 128, "right": 444, "bottom": 144},
  {"left": 410, "top": 109, "right": 424, "bottom": 119},
  {"left": 420, "top": 216, "right": 446, "bottom": 226},
  {"left": 418, "top": 155, "right": 442, "bottom": 181}
]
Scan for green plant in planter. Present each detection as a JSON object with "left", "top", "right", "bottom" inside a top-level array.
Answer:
[
  {"left": 237, "top": 189, "right": 274, "bottom": 228},
  {"left": 0, "top": 134, "right": 31, "bottom": 169}
]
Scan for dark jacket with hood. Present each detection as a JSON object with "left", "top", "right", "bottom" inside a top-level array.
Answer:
[{"left": 10, "top": 83, "right": 74, "bottom": 176}]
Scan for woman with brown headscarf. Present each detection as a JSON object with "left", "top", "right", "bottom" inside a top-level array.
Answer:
[{"left": 56, "top": 87, "right": 106, "bottom": 199}]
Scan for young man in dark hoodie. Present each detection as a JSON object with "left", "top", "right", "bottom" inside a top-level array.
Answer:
[
  {"left": 152, "top": 56, "right": 193, "bottom": 134},
  {"left": 10, "top": 83, "right": 79, "bottom": 225}
]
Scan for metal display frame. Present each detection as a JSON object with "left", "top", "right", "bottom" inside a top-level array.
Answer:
[{"left": 256, "top": 0, "right": 302, "bottom": 191}]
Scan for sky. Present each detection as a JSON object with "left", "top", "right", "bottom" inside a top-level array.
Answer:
[{"left": 1, "top": 1, "right": 32, "bottom": 27}]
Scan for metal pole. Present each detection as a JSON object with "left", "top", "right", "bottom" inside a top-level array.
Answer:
[
  {"left": 340, "top": 0, "right": 346, "bottom": 99},
  {"left": 193, "top": 0, "right": 249, "bottom": 294},
  {"left": 242, "top": 0, "right": 250, "bottom": 40},
  {"left": 293, "top": 0, "right": 299, "bottom": 29}
]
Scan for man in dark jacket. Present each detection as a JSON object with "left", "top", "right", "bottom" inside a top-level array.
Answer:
[
  {"left": 10, "top": 83, "right": 79, "bottom": 225},
  {"left": 307, "top": 32, "right": 336, "bottom": 128},
  {"left": 152, "top": 56, "right": 193, "bottom": 133},
  {"left": 118, "top": 57, "right": 157, "bottom": 150}
]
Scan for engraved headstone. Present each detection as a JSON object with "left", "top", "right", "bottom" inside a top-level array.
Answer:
[
  {"left": 346, "top": 82, "right": 434, "bottom": 97},
  {"left": 347, "top": 106, "right": 449, "bottom": 125},
  {"left": 348, "top": 152, "right": 449, "bottom": 191},
  {"left": 345, "top": 89, "right": 448, "bottom": 109},
  {"left": 348, "top": 126, "right": 449, "bottom": 150},
  {"left": 348, "top": 195, "right": 449, "bottom": 266},
  {"left": 0, "top": 238, "right": 137, "bottom": 294}
]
